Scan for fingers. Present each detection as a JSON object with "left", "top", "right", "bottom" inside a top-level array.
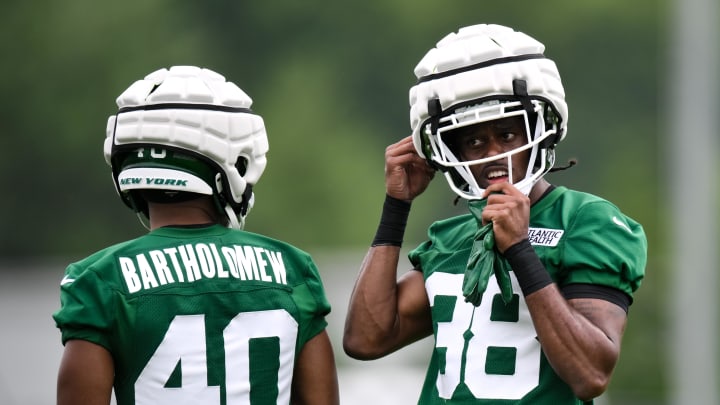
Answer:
[
  {"left": 481, "top": 185, "right": 530, "bottom": 251},
  {"left": 482, "top": 193, "right": 529, "bottom": 225},
  {"left": 385, "top": 137, "right": 427, "bottom": 180},
  {"left": 385, "top": 136, "right": 435, "bottom": 201},
  {"left": 386, "top": 136, "right": 423, "bottom": 163},
  {"left": 480, "top": 183, "right": 524, "bottom": 223}
]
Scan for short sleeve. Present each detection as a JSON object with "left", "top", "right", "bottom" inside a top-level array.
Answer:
[
  {"left": 291, "top": 255, "right": 331, "bottom": 347},
  {"left": 408, "top": 239, "right": 433, "bottom": 270},
  {"left": 559, "top": 201, "right": 647, "bottom": 298},
  {"left": 52, "top": 263, "right": 117, "bottom": 350}
]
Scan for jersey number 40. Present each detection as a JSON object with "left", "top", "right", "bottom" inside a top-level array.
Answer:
[{"left": 135, "top": 310, "right": 298, "bottom": 404}]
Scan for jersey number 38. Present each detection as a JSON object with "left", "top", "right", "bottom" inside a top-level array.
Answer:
[{"left": 427, "top": 272, "right": 541, "bottom": 400}]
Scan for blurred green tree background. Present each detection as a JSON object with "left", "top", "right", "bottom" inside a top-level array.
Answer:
[{"left": 0, "top": 0, "right": 665, "bottom": 403}]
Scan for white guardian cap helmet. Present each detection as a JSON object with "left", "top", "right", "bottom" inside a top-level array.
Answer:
[
  {"left": 410, "top": 24, "right": 568, "bottom": 199},
  {"left": 104, "top": 65, "right": 269, "bottom": 229}
]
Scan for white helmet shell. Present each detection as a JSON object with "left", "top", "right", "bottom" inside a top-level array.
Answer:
[
  {"left": 104, "top": 66, "right": 269, "bottom": 227},
  {"left": 409, "top": 24, "right": 568, "bottom": 199}
]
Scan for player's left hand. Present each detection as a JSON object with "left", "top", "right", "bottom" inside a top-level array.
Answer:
[{"left": 481, "top": 183, "right": 530, "bottom": 253}]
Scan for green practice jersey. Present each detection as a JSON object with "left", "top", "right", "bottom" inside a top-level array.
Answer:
[
  {"left": 53, "top": 224, "right": 331, "bottom": 405},
  {"left": 408, "top": 186, "right": 647, "bottom": 404}
]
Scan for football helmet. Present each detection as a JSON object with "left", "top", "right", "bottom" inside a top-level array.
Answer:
[
  {"left": 410, "top": 24, "right": 568, "bottom": 199},
  {"left": 104, "top": 65, "right": 269, "bottom": 229}
]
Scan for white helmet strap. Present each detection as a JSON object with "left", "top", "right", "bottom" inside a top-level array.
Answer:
[{"left": 225, "top": 204, "right": 243, "bottom": 229}]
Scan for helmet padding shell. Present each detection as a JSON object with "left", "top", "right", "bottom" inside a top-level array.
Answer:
[{"left": 104, "top": 66, "right": 269, "bottom": 227}]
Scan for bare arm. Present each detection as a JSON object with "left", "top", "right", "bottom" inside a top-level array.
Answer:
[
  {"left": 343, "top": 247, "right": 432, "bottom": 359},
  {"left": 57, "top": 339, "right": 114, "bottom": 405},
  {"left": 482, "top": 182, "right": 627, "bottom": 400},
  {"left": 525, "top": 287, "right": 627, "bottom": 400},
  {"left": 291, "top": 330, "right": 339, "bottom": 405},
  {"left": 343, "top": 136, "right": 435, "bottom": 359}
]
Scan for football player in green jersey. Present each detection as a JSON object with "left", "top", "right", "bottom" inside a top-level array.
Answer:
[
  {"left": 344, "top": 24, "right": 647, "bottom": 404},
  {"left": 53, "top": 66, "right": 339, "bottom": 405}
]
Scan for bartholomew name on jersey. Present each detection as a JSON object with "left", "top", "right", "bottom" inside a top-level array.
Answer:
[
  {"left": 119, "top": 243, "right": 287, "bottom": 293},
  {"left": 528, "top": 227, "right": 564, "bottom": 247}
]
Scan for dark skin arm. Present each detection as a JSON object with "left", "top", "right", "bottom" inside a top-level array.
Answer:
[
  {"left": 482, "top": 182, "right": 627, "bottom": 400},
  {"left": 526, "top": 290, "right": 627, "bottom": 400},
  {"left": 344, "top": 248, "right": 432, "bottom": 359},
  {"left": 57, "top": 339, "right": 114, "bottom": 405},
  {"left": 291, "top": 330, "right": 340, "bottom": 405},
  {"left": 343, "top": 136, "right": 435, "bottom": 359}
]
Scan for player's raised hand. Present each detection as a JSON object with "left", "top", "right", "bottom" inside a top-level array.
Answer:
[
  {"left": 384, "top": 136, "right": 435, "bottom": 202},
  {"left": 481, "top": 182, "right": 531, "bottom": 252}
]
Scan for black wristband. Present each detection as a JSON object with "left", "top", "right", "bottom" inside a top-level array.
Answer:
[
  {"left": 503, "top": 239, "right": 552, "bottom": 296},
  {"left": 371, "top": 195, "right": 411, "bottom": 247}
]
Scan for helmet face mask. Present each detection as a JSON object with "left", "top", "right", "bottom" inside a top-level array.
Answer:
[
  {"left": 105, "top": 66, "right": 269, "bottom": 228},
  {"left": 418, "top": 98, "right": 558, "bottom": 198},
  {"left": 409, "top": 24, "right": 567, "bottom": 200}
]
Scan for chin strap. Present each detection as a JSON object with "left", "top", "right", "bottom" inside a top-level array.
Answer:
[
  {"left": 229, "top": 186, "right": 255, "bottom": 230},
  {"left": 549, "top": 158, "right": 578, "bottom": 173},
  {"left": 215, "top": 173, "right": 254, "bottom": 229},
  {"left": 225, "top": 204, "right": 244, "bottom": 229},
  {"left": 135, "top": 212, "right": 151, "bottom": 231}
]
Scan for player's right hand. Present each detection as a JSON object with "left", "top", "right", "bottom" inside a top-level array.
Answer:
[{"left": 384, "top": 135, "right": 435, "bottom": 202}]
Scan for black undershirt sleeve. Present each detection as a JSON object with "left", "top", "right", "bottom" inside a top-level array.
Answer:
[{"left": 560, "top": 283, "right": 632, "bottom": 313}]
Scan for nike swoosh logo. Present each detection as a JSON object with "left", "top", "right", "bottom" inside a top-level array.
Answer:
[
  {"left": 612, "top": 216, "right": 632, "bottom": 233},
  {"left": 60, "top": 275, "right": 76, "bottom": 286}
]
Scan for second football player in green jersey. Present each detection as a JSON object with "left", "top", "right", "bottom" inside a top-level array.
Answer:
[
  {"left": 344, "top": 24, "right": 647, "bottom": 404},
  {"left": 55, "top": 225, "right": 331, "bottom": 404}
]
